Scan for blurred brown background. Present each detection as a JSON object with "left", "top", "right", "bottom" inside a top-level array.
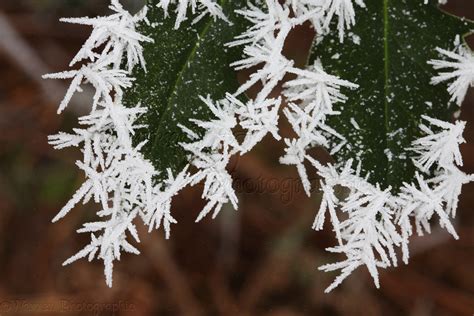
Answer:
[{"left": 0, "top": 1, "right": 474, "bottom": 315}]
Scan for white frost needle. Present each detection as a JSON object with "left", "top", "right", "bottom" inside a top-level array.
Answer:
[
  {"left": 429, "top": 45, "right": 474, "bottom": 106},
  {"left": 157, "top": 0, "right": 227, "bottom": 29}
]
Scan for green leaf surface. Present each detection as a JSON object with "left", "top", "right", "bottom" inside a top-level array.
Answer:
[
  {"left": 124, "top": 0, "right": 247, "bottom": 176},
  {"left": 310, "top": 0, "right": 472, "bottom": 189}
]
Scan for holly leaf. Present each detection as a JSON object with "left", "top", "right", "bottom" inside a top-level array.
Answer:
[
  {"left": 309, "top": 0, "right": 473, "bottom": 189},
  {"left": 124, "top": 0, "right": 247, "bottom": 175}
]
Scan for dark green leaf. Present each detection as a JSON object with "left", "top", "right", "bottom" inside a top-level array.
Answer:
[
  {"left": 309, "top": 0, "right": 472, "bottom": 189},
  {"left": 124, "top": 0, "right": 247, "bottom": 176}
]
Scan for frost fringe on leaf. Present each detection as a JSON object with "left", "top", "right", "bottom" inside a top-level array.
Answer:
[
  {"left": 307, "top": 116, "right": 471, "bottom": 292},
  {"left": 176, "top": 0, "right": 472, "bottom": 292},
  {"left": 44, "top": 0, "right": 191, "bottom": 287},
  {"left": 47, "top": 0, "right": 474, "bottom": 292}
]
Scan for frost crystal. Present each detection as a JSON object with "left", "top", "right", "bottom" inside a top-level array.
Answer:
[
  {"left": 398, "top": 117, "right": 473, "bottom": 258},
  {"left": 280, "top": 62, "right": 357, "bottom": 195},
  {"left": 308, "top": 157, "right": 403, "bottom": 292},
  {"left": 307, "top": 116, "right": 472, "bottom": 292},
  {"left": 180, "top": 93, "right": 282, "bottom": 221},
  {"left": 157, "top": 0, "right": 227, "bottom": 29},
  {"left": 410, "top": 116, "right": 466, "bottom": 172},
  {"left": 180, "top": 95, "right": 239, "bottom": 221},
  {"left": 45, "top": 1, "right": 190, "bottom": 287},
  {"left": 429, "top": 44, "right": 474, "bottom": 105},
  {"left": 321, "top": 0, "right": 366, "bottom": 41}
]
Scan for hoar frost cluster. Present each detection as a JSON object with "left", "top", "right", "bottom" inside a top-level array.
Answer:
[
  {"left": 47, "top": 0, "right": 474, "bottom": 291},
  {"left": 44, "top": 0, "right": 191, "bottom": 287}
]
